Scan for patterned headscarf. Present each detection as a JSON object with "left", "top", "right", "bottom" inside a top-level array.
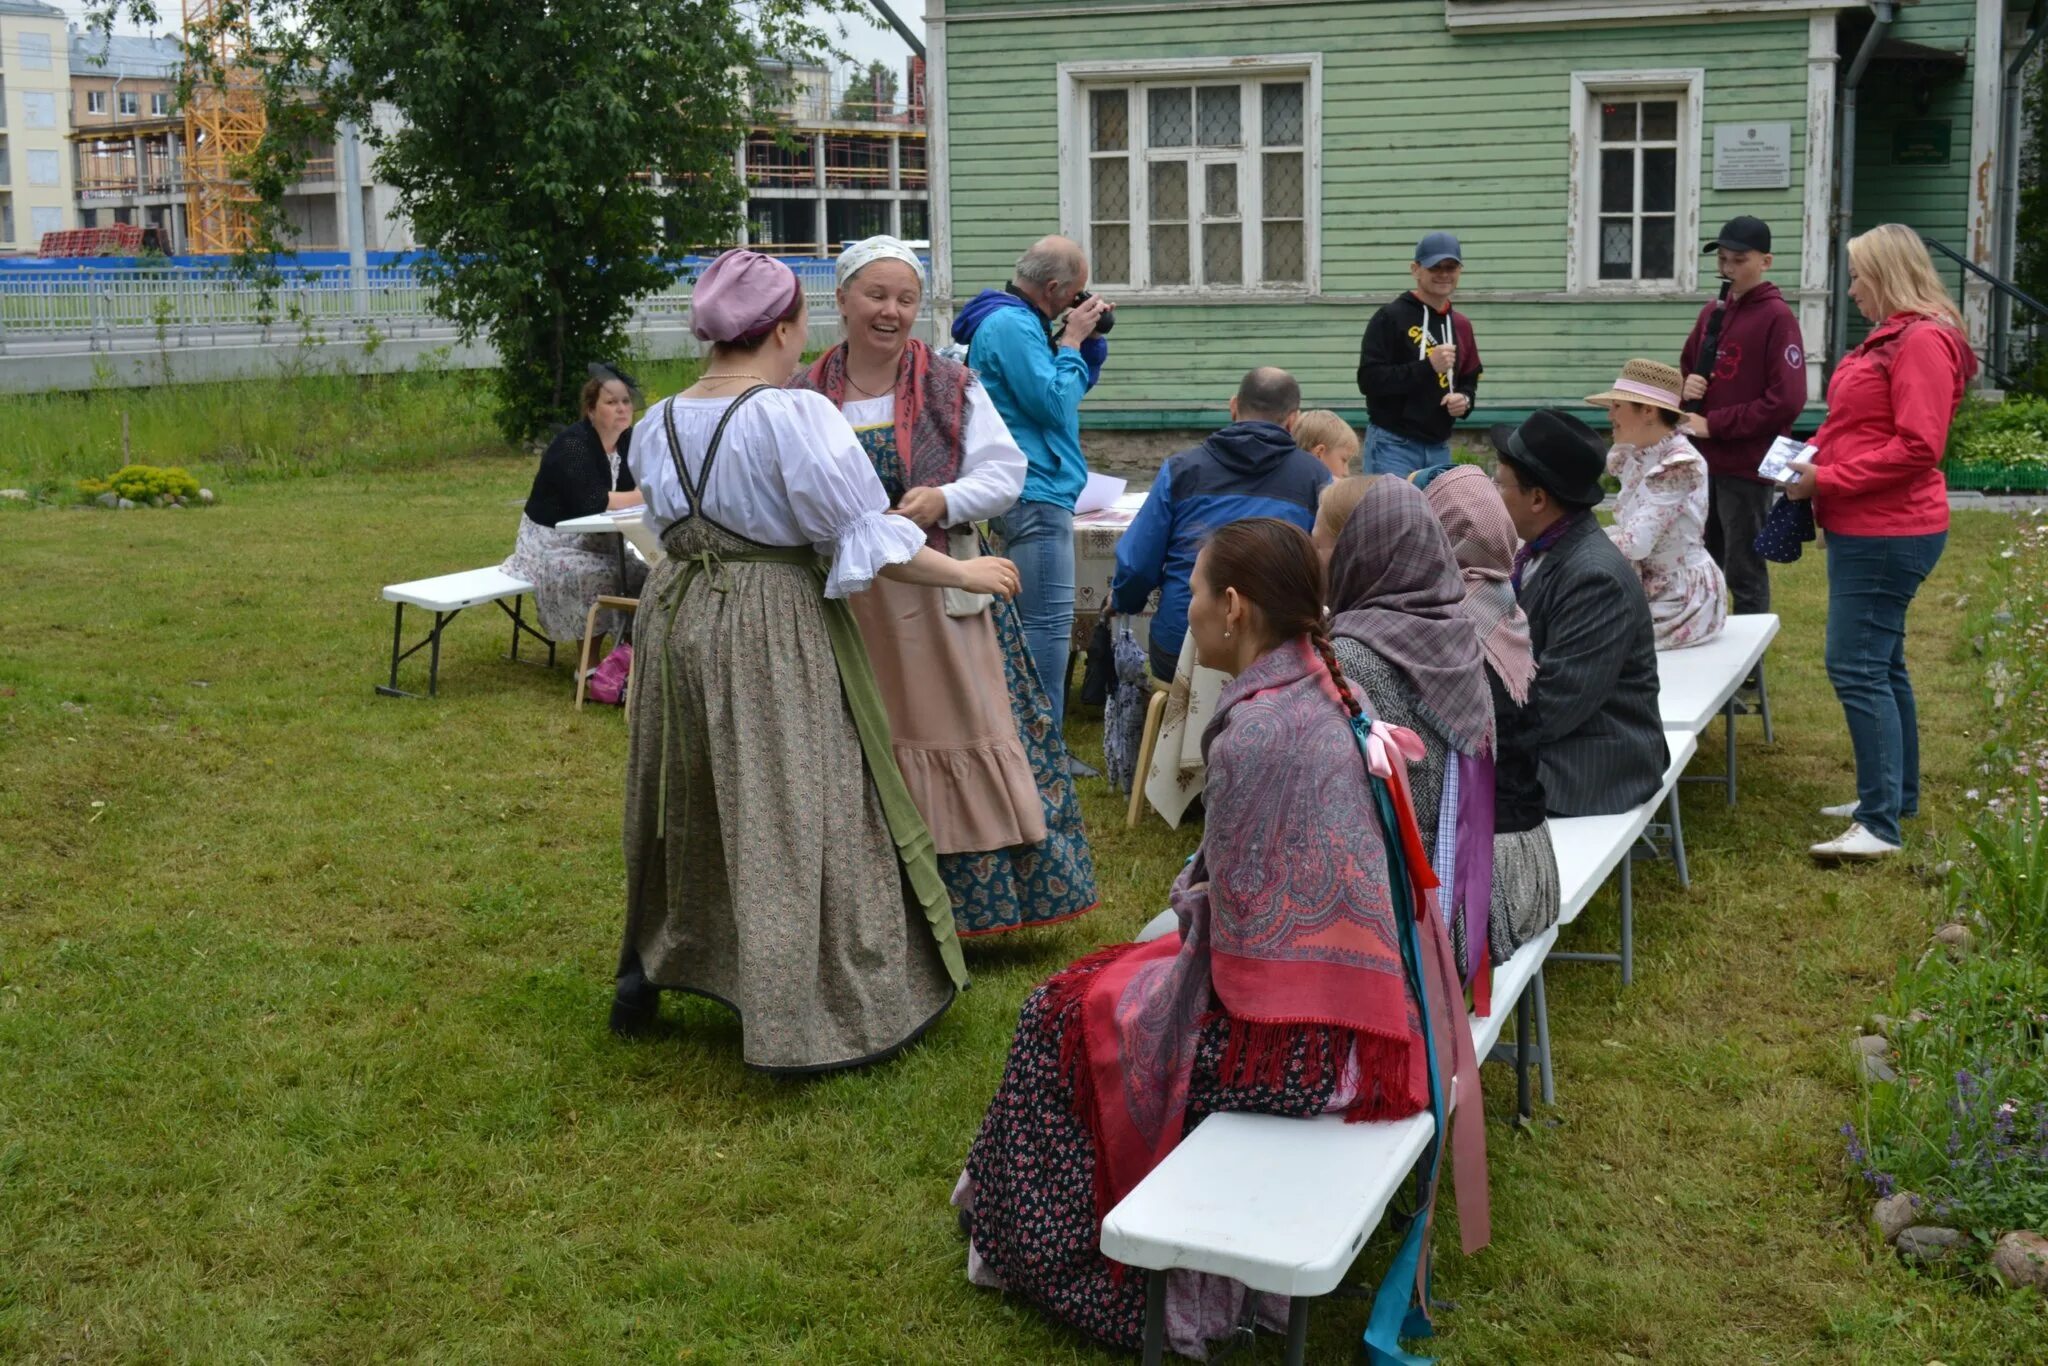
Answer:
[
  {"left": 1420, "top": 465, "right": 1537, "bottom": 705},
  {"left": 791, "top": 338, "right": 970, "bottom": 552},
  {"left": 1328, "top": 476, "right": 1495, "bottom": 757}
]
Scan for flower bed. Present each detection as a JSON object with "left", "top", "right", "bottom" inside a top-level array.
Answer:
[
  {"left": 1945, "top": 396, "right": 2048, "bottom": 493},
  {"left": 1845, "top": 513, "right": 2048, "bottom": 1289}
]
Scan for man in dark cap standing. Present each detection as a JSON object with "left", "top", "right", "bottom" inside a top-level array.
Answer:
[
  {"left": 1490, "top": 410, "right": 1668, "bottom": 817},
  {"left": 1678, "top": 215, "right": 1808, "bottom": 621},
  {"left": 1357, "top": 231, "right": 1482, "bottom": 475}
]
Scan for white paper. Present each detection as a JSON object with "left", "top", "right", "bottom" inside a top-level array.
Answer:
[
  {"left": 1757, "top": 435, "right": 1815, "bottom": 484},
  {"left": 1074, "top": 472, "right": 1128, "bottom": 515}
]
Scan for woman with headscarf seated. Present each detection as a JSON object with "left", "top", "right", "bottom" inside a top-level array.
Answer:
[
  {"left": 792, "top": 235, "right": 1097, "bottom": 937},
  {"left": 954, "top": 519, "right": 1484, "bottom": 1360},
  {"left": 609, "top": 250, "right": 1021, "bottom": 1073},
  {"left": 1415, "top": 464, "right": 1561, "bottom": 965},
  {"left": 1321, "top": 474, "right": 1499, "bottom": 994},
  {"left": 500, "top": 362, "right": 647, "bottom": 665}
]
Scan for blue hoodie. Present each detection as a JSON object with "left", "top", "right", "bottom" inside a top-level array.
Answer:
[
  {"left": 952, "top": 288, "right": 1108, "bottom": 509},
  {"left": 1111, "top": 421, "right": 1332, "bottom": 673}
]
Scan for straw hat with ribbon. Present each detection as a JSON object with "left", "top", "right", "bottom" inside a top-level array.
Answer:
[{"left": 1585, "top": 358, "right": 1685, "bottom": 414}]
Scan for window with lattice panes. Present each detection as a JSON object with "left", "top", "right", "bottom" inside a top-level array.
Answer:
[
  {"left": 1081, "top": 72, "right": 1311, "bottom": 292},
  {"left": 1594, "top": 94, "right": 1681, "bottom": 283}
]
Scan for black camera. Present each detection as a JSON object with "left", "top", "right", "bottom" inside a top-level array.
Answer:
[{"left": 1049, "top": 291, "right": 1114, "bottom": 343}]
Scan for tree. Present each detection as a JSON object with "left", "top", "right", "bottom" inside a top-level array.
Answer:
[
  {"left": 835, "top": 59, "right": 899, "bottom": 123},
  {"left": 91, "top": 0, "right": 847, "bottom": 439}
]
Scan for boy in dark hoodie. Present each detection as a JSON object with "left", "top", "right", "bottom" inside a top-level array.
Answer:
[
  {"left": 1111, "top": 367, "right": 1331, "bottom": 681},
  {"left": 1679, "top": 216, "right": 1809, "bottom": 616},
  {"left": 1356, "top": 231, "right": 1482, "bottom": 475}
]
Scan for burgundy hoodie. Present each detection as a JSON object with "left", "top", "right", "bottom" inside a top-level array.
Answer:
[{"left": 1677, "top": 280, "right": 1809, "bottom": 483}]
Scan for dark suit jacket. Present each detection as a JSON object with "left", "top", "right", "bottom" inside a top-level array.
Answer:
[{"left": 1518, "top": 514, "right": 1669, "bottom": 817}]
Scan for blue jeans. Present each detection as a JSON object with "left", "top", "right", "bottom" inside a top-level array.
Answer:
[
  {"left": 995, "top": 499, "right": 1076, "bottom": 732},
  {"left": 1824, "top": 530, "right": 1946, "bottom": 845},
  {"left": 1365, "top": 426, "right": 1452, "bottom": 477}
]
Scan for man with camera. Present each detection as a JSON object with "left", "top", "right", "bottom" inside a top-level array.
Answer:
[{"left": 950, "top": 235, "right": 1113, "bottom": 735}]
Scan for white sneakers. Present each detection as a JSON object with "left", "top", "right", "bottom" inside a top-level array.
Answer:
[
  {"left": 1809, "top": 822, "right": 1902, "bottom": 862},
  {"left": 1820, "top": 801, "right": 1858, "bottom": 819}
]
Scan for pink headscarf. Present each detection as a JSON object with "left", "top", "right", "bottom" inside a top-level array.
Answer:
[
  {"left": 1419, "top": 465, "right": 1537, "bottom": 705},
  {"left": 689, "top": 250, "right": 800, "bottom": 344}
]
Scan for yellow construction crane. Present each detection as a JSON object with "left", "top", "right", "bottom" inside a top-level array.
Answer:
[{"left": 182, "top": 0, "right": 265, "bottom": 253}]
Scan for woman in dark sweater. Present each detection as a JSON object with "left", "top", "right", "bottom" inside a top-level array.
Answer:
[
  {"left": 1416, "top": 464, "right": 1560, "bottom": 963},
  {"left": 501, "top": 366, "right": 647, "bottom": 658}
]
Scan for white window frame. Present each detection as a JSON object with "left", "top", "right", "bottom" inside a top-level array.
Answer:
[
  {"left": 118, "top": 91, "right": 140, "bottom": 116},
  {"left": 151, "top": 92, "right": 170, "bottom": 116},
  {"left": 1057, "top": 54, "right": 1323, "bottom": 298},
  {"left": 1567, "top": 69, "right": 1704, "bottom": 294},
  {"left": 21, "top": 91, "right": 57, "bottom": 130},
  {"left": 87, "top": 91, "right": 108, "bottom": 115}
]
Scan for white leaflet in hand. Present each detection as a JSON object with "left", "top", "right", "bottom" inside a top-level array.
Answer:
[
  {"left": 1075, "top": 472, "right": 1128, "bottom": 515},
  {"left": 1758, "top": 435, "right": 1816, "bottom": 484}
]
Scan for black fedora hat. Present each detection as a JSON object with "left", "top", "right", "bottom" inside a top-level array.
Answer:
[{"left": 1487, "top": 409, "right": 1607, "bottom": 507}]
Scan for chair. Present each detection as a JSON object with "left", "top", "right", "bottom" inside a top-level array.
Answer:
[
  {"left": 575, "top": 595, "right": 640, "bottom": 710},
  {"left": 1125, "top": 678, "right": 1173, "bottom": 828}
]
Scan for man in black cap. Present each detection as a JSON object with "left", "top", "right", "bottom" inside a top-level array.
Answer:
[
  {"left": 1678, "top": 215, "right": 1808, "bottom": 621},
  {"left": 1489, "top": 410, "right": 1668, "bottom": 817}
]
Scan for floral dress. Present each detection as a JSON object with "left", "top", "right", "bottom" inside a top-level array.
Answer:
[{"left": 1606, "top": 432, "right": 1728, "bottom": 650}]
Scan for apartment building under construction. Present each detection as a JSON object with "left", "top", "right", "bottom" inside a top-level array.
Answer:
[{"left": 734, "top": 58, "right": 930, "bottom": 255}]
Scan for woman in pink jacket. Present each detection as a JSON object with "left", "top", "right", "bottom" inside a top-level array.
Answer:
[{"left": 1784, "top": 224, "right": 1976, "bottom": 863}]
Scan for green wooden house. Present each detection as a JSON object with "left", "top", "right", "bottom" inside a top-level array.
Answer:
[{"left": 926, "top": 0, "right": 2041, "bottom": 431}]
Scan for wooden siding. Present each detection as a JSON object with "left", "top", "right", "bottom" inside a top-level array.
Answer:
[{"left": 938, "top": 0, "right": 1984, "bottom": 416}]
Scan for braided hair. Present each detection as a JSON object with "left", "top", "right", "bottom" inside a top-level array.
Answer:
[{"left": 1199, "top": 518, "right": 1363, "bottom": 722}]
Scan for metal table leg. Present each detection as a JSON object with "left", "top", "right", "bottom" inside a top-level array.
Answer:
[
  {"left": 1665, "top": 786, "right": 1690, "bottom": 890},
  {"left": 1533, "top": 969, "right": 1554, "bottom": 1105},
  {"left": 1723, "top": 700, "right": 1738, "bottom": 806},
  {"left": 1515, "top": 988, "right": 1533, "bottom": 1121},
  {"left": 1141, "top": 1270, "right": 1166, "bottom": 1366},
  {"left": 1282, "top": 1295, "right": 1311, "bottom": 1366},
  {"left": 1756, "top": 660, "right": 1775, "bottom": 744},
  {"left": 1619, "top": 854, "right": 1634, "bottom": 987}
]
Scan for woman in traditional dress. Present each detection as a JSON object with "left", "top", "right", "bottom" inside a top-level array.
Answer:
[
  {"left": 1586, "top": 358, "right": 1728, "bottom": 650},
  {"left": 1325, "top": 475, "right": 1499, "bottom": 992},
  {"left": 1415, "top": 464, "right": 1561, "bottom": 965},
  {"left": 609, "top": 250, "right": 1021, "bottom": 1073},
  {"left": 500, "top": 363, "right": 647, "bottom": 660},
  {"left": 955, "top": 518, "right": 1484, "bottom": 1359},
  {"left": 791, "top": 235, "right": 1096, "bottom": 937}
]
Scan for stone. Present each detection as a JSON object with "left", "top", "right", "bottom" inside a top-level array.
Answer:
[
  {"left": 1854, "top": 1034, "right": 1890, "bottom": 1057},
  {"left": 198, "top": 488, "right": 216, "bottom": 505},
  {"left": 1872, "top": 1193, "right": 1921, "bottom": 1245},
  {"left": 1895, "top": 1226, "right": 1966, "bottom": 1264},
  {"left": 1867, "top": 1013, "right": 1896, "bottom": 1036},
  {"left": 1933, "top": 923, "right": 1975, "bottom": 955},
  {"left": 0, "top": 488, "right": 28, "bottom": 501},
  {"left": 1859, "top": 1052, "right": 1898, "bottom": 1084},
  {"left": 1991, "top": 1231, "right": 2048, "bottom": 1292},
  {"left": 116, "top": 498, "right": 137, "bottom": 510},
  {"left": 148, "top": 495, "right": 166, "bottom": 508},
  {"left": 167, "top": 501, "right": 184, "bottom": 509},
  {"left": 95, "top": 492, "right": 119, "bottom": 508}
]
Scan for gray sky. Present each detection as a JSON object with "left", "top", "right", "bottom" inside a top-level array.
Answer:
[{"left": 52, "top": 1, "right": 924, "bottom": 76}]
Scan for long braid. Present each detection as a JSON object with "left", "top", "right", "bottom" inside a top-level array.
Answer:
[{"left": 1311, "top": 619, "right": 1364, "bottom": 722}]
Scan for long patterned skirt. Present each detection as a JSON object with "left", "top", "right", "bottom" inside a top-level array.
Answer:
[
  {"left": 500, "top": 513, "right": 647, "bottom": 644},
  {"left": 619, "top": 518, "right": 957, "bottom": 1072},
  {"left": 955, "top": 976, "right": 1344, "bottom": 1357},
  {"left": 942, "top": 589, "right": 1100, "bottom": 935}
]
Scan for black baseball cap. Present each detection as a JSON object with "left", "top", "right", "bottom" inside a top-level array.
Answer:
[{"left": 1703, "top": 216, "right": 1771, "bottom": 254}]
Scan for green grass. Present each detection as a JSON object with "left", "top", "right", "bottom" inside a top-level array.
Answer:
[{"left": 1, "top": 469, "right": 2042, "bottom": 1362}]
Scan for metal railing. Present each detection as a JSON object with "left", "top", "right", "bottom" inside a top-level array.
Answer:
[
  {"left": 1922, "top": 234, "right": 2045, "bottom": 390},
  {"left": 0, "top": 258, "right": 914, "bottom": 353}
]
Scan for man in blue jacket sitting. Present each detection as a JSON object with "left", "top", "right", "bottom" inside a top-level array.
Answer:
[
  {"left": 1111, "top": 367, "right": 1332, "bottom": 682},
  {"left": 952, "top": 236, "right": 1111, "bottom": 734}
]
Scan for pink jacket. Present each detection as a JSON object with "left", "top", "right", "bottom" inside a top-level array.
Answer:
[{"left": 1811, "top": 313, "right": 1977, "bottom": 538}]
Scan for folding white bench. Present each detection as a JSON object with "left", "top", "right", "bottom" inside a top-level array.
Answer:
[
  {"left": 1547, "top": 730, "right": 1698, "bottom": 989},
  {"left": 376, "top": 567, "right": 555, "bottom": 698},
  {"left": 1656, "top": 613, "right": 1780, "bottom": 805}
]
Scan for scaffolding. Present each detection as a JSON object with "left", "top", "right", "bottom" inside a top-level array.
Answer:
[{"left": 182, "top": 0, "right": 267, "bottom": 253}]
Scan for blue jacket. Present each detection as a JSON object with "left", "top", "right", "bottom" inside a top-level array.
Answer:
[
  {"left": 952, "top": 289, "right": 1108, "bottom": 509},
  {"left": 1110, "top": 421, "right": 1332, "bottom": 664}
]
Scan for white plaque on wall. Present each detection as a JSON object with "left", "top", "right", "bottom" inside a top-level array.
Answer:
[{"left": 1713, "top": 123, "right": 1793, "bottom": 191}]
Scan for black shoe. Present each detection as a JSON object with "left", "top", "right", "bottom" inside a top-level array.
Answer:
[{"left": 609, "top": 979, "right": 660, "bottom": 1036}]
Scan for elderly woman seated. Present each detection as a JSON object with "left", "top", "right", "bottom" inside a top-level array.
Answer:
[{"left": 500, "top": 363, "right": 648, "bottom": 669}]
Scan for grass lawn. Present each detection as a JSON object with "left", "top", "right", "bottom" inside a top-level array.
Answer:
[{"left": 1, "top": 462, "right": 2041, "bottom": 1362}]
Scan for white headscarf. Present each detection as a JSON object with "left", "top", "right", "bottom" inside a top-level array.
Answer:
[{"left": 835, "top": 235, "right": 927, "bottom": 290}]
